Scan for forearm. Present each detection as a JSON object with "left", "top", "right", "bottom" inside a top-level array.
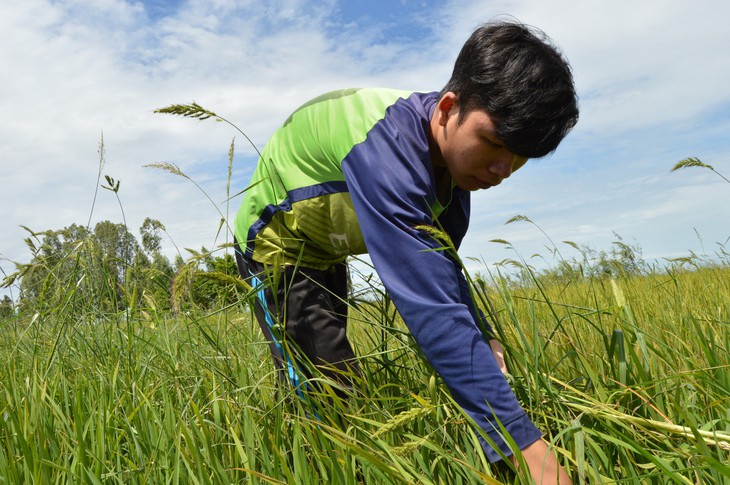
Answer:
[
  {"left": 488, "top": 338, "right": 507, "bottom": 374},
  {"left": 514, "top": 439, "right": 572, "bottom": 485}
]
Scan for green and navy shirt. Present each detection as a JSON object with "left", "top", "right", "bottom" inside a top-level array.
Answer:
[{"left": 234, "top": 88, "right": 541, "bottom": 461}]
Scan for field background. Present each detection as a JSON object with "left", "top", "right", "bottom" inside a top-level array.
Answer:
[
  {"left": 1, "top": 241, "right": 728, "bottom": 483},
  {"left": 1, "top": 124, "right": 728, "bottom": 483}
]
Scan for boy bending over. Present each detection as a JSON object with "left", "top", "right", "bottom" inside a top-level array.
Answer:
[{"left": 234, "top": 20, "right": 579, "bottom": 483}]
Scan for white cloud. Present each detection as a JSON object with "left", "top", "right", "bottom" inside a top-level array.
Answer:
[{"left": 444, "top": 0, "right": 730, "bottom": 134}]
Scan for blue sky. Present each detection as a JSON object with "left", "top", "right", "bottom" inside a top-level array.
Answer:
[{"left": 2, "top": 0, "right": 730, "bottom": 300}]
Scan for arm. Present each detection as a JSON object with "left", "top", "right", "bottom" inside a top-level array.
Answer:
[
  {"left": 489, "top": 339, "right": 507, "bottom": 374},
  {"left": 341, "top": 102, "right": 542, "bottom": 463},
  {"left": 446, "top": 203, "right": 566, "bottom": 480},
  {"left": 440, "top": 191, "right": 507, "bottom": 374},
  {"left": 517, "top": 439, "right": 573, "bottom": 484}
]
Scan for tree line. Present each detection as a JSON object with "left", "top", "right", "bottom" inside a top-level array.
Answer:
[{"left": 1, "top": 218, "right": 241, "bottom": 317}]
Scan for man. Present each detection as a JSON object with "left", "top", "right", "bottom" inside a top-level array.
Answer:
[{"left": 234, "top": 20, "right": 578, "bottom": 483}]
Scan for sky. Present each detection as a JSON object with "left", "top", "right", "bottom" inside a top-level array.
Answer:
[{"left": 2, "top": 0, "right": 729, "bottom": 300}]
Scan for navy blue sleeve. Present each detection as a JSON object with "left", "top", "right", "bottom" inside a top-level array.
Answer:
[
  {"left": 341, "top": 97, "right": 542, "bottom": 462},
  {"left": 437, "top": 189, "right": 496, "bottom": 340}
]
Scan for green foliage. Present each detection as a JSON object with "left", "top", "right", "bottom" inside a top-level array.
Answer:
[
  {"left": 171, "top": 247, "right": 244, "bottom": 312},
  {"left": 140, "top": 217, "right": 164, "bottom": 254},
  {"left": 0, "top": 296, "right": 12, "bottom": 318},
  {"left": 2, "top": 257, "right": 728, "bottom": 483},
  {"left": 4, "top": 104, "right": 727, "bottom": 483},
  {"left": 490, "top": 214, "right": 649, "bottom": 288},
  {"left": 3, "top": 220, "right": 174, "bottom": 315},
  {"left": 3, "top": 220, "right": 246, "bottom": 315}
]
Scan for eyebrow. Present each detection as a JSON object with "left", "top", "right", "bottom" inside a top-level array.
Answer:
[{"left": 476, "top": 121, "right": 500, "bottom": 137}]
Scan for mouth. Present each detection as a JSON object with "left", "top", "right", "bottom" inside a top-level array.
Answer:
[{"left": 475, "top": 178, "right": 501, "bottom": 190}]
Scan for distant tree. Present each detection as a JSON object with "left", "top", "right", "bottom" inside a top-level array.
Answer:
[
  {"left": 91, "top": 221, "right": 141, "bottom": 309},
  {"left": 136, "top": 218, "right": 174, "bottom": 310},
  {"left": 12, "top": 219, "right": 174, "bottom": 315},
  {"left": 0, "top": 295, "right": 13, "bottom": 318},
  {"left": 17, "top": 224, "right": 93, "bottom": 309},
  {"left": 196, "top": 250, "right": 239, "bottom": 307},
  {"left": 140, "top": 217, "right": 165, "bottom": 254},
  {"left": 169, "top": 246, "right": 245, "bottom": 312},
  {"left": 174, "top": 254, "right": 185, "bottom": 272},
  {"left": 94, "top": 221, "right": 139, "bottom": 276},
  {"left": 7, "top": 217, "right": 250, "bottom": 315},
  {"left": 516, "top": 234, "right": 647, "bottom": 288}
]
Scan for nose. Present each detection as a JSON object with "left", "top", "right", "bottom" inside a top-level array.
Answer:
[{"left": 488, "top": 155, "right": 514, "bottom": 180}]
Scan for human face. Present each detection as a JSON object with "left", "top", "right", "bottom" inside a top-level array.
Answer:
[{"left": 430, "top": 93, "right": 528, "bottom": 191}]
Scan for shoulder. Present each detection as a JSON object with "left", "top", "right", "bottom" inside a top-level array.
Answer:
[
  {"left": 344, "top": 90, "right": 439, "bottom": 162},
  {"left": 286, "top": 88, "right": 411, "bottom": 123},
  {"left": 341, "top": 91, "right": 441, "bottom": 206}
]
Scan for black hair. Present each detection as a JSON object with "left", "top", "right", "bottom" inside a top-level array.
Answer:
[{"left": 440, "top": 20, "right": 579, "bottom": 158}]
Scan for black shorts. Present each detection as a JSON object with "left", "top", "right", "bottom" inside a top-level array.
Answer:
[{"left": 234, "top": 239, "right": 359, "bottom": 396}]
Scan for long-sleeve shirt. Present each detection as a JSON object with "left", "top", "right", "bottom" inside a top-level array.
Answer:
[{"left": 234, "top": 88, "right": 542, "bottom": 462}]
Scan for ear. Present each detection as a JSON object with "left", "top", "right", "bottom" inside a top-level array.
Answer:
[{"left": 436, "top": 92, "right": 459, "bottom": 127}]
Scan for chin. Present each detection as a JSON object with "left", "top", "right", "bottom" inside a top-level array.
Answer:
[
  {"left": 454, "top": 180, "right": 475, "bottom": 191},
  {"left": 472, "top": 183, "right": 493, "bottom": 191}
]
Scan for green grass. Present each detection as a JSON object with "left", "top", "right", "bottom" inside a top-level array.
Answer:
[
  {"left": 489, "top": 265, "right": 730, "bottom": 483},
  {"left": 1, "top": 261, "right": 728, "bottom": 483},
  {"left": 2, "top": 123, "right": 727, "bottom": 482}
]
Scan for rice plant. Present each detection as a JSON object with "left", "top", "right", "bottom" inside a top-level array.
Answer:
[{"left": 1, "top": 114, "right": 728, "bottom": 483}]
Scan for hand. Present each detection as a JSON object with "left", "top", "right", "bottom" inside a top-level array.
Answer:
[
  {"left": 513, "top": 439, "right": 573, "bottom": 485},
  {"left": 488, "top": 338, "right": 507, "bottom": 374}
]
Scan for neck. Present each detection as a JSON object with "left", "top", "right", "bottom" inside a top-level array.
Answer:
[
  {"left": 428, "top": 105, "right": 445, "bottom": 169},
  {"left": 427, "top": 94, "right": 451, "bottom": 204}
]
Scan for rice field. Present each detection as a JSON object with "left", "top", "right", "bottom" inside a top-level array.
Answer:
[
  {"left": 1, "top": 119, "right": 728, "bottom": 483},
  {"left": 1, "top": 251, "right": 728, "bottom": 483}
]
